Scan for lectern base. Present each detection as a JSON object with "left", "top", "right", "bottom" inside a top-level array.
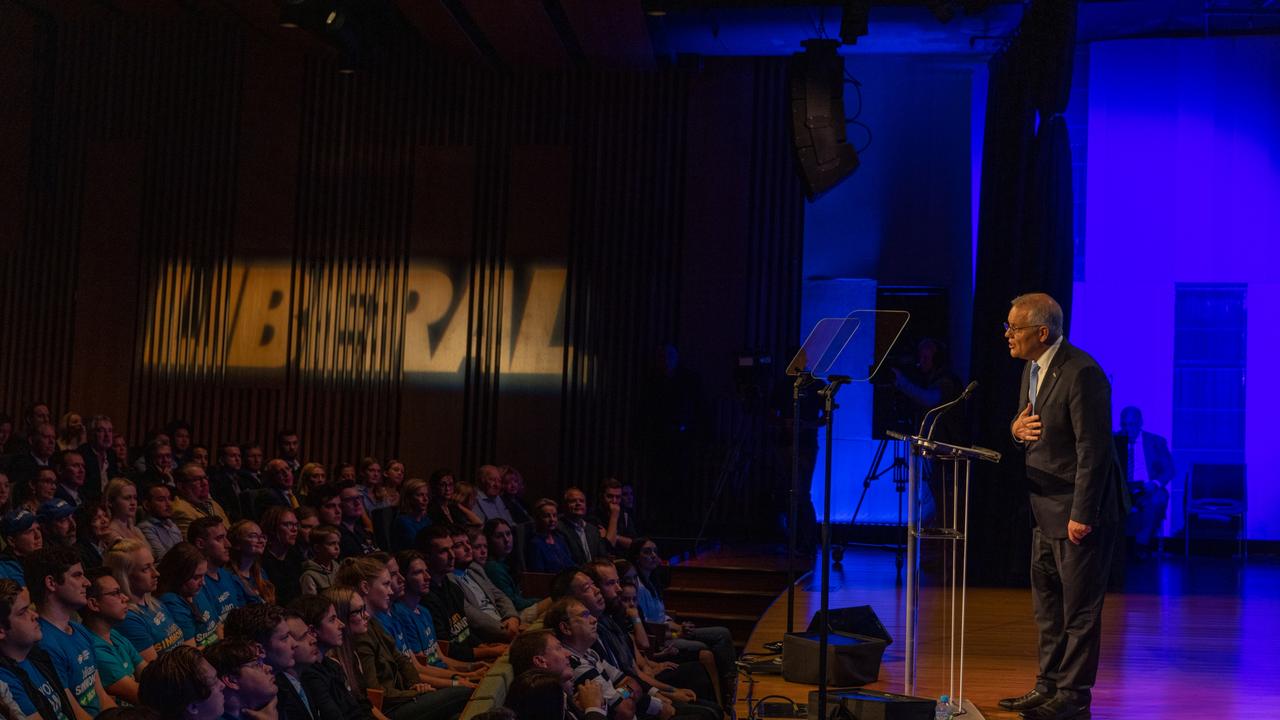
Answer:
[{"left": 954, "top": 699, "right": 986, "bottom": 719}]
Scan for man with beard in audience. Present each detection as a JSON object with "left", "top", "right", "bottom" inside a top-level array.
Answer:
[{"left": 37, "top": 500, "right": 77, "bottom": 548}]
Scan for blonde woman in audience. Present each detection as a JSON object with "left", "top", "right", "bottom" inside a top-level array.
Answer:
[
  {"left": 297, "top": 462, "right": 327, "bottom": 500},
  {"left": 104, "top": 477, "right": 147, "bottom": 545},
  {"left": 57, "top": 411, "right": 86, "bottom": 451},
  {"left": 452, "top": 481, "right": 484, "bottom": 528},
  {"left": 358, "top": 457, "right": 396, "bottom": 512},
  {"left": 228, "top": 519, "right": 274, "bottom": 604},
  {"left": 103, "top": 538, "right": 186, "bottom": 662}
]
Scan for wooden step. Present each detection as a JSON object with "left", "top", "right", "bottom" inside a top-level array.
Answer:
[
  {"left": 672, "top": 612, "right": 761, "bottom": 645},
  {"left": 664, "top": 587, "right": 778, "bottom": 617},
  {"left": 667, "top": 565, "right": 793, "bottom": 593}
]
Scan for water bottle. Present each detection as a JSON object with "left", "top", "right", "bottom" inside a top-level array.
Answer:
[{"left": 934, "top": 695, "right": 952, "bottom": 720}]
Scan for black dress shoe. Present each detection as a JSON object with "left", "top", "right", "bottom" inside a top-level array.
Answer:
[
  {"left": 998, "top": 690, "right": 1053, "bottom": 712},
  {"left": 1021, "top": 696, "right": 1089, "bottom": 720}
]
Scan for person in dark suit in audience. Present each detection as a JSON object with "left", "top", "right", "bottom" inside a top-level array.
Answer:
[
  {"left": 1002, "top": 293, "right": 1127, "bottom": 720},
  {"left": 78, "top": 415, "right": 119, "bottom": 502},
  {"left": 558, "top": 488, "right": 608, "bottom": 565},
  {"left": 1113, "top": 406, "right": 1175, "bottom": 559}
]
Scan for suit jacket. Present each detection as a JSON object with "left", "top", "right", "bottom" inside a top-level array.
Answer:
[
  {"left": 558, "top": 517, "right": 610, "bottom": 564},
  {"left": 447, "top": 565, "right": 519, "bottom": 642},
  {"left": 1014, "top": 341, "right": 1125, "bottom": 538},
  {"left": 76, "top": 443, "right": 119, "bottom": 500},
  {"left": 1112, "top": 430, "right": 1175, "bottom": 486},
  {"left": 275, "top": 671, "right": 319, "bottom": 720},
  {"left": 171, "top": 495, "right": 230, "bottom": 537},
  {"left": 248, "top": 486, "right": 295, "bottom": 520}
]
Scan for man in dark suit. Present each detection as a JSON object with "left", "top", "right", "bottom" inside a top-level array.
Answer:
[
  {"left": 77, "top": 415, "right": 119, "bottom": 502},
  {"left": 1113, "top": 406, "right": 1174, "bottom": 558},
  {"left": 1001, "top": 293, "right": 1126, "bottom": 720}
]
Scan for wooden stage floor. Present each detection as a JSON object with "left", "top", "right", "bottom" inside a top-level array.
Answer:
[{"left": 731, "top": 545, "right": 1280, "bottom": 720}]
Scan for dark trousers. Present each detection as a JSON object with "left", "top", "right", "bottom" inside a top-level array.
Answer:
[{"left": 1030, "top": 524, "right": 1116, "bottom": 707}]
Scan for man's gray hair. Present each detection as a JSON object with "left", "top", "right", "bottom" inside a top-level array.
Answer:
[
  {"left": 1011, "top": 293, "right": 1064, "bottom": 341},
  {"left": 88, "top": 415, "right": 112, "bottom": 431}
]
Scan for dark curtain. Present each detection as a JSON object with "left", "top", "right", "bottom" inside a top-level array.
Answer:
[{"left": 967, "top": 0, "right": 1079, "bottom": 585}]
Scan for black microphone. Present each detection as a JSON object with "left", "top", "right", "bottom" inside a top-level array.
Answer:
[{"left": 924, "top": 381, "right": 978, "bottom": 442}]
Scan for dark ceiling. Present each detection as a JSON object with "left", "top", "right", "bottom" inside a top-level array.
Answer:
[{"left": 14, "top": 0, "right": 1280, "bottom": 69}]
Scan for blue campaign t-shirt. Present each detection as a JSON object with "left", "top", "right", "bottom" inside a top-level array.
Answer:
[
  {"left": 373, "top": 610, "right": 410, "bottom": 657},
  {"left": 160, "top": 591, "right": 220, "bottom": 648},
  {"left": 0, "top": 558, "right": 26, "bottom": 586},
  {"left": 392, "top": 599, "right": 446, "bottom": 667},
  {"left": 38, "top": 618, "right": 104, "bottom": 715},
  {"left": 118, "top": 601, "right": 184, "bottom": 656},
  {"left": 201, "top": 568, "right": 253, "bottom": 623},
  {"left": 0, "top": 657, "right": 72, "bottom": 720},
  {"left": 91, "top": 629, "right": 144, "bottom": 688}
]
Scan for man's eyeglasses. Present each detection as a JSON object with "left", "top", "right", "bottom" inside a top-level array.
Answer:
[{"left": 1002, "top": 322, "right": 1045, "bottom": 335}]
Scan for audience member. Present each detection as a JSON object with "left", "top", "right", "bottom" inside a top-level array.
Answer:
[
  {"left": 102, "top": 539, "right": 183, "bottom": 662},
  {"left": 202, "top": 639, "right": 279, "bottom": 720},
  {"left": 276, "top": 431, "right": 303, "bottom": 475},
  {"left": 508, "top": 631, "right": 610, "bottom": 720},
  {"left": 104, "top": 479, "right": 147, "bottom": 546},
  {"left": 426, "top": 470, "right": 478, "bottom": 528},
  {"left": 390, "top": 550, "right": 484, "bottom": 680},
  {"left": 53, "top": 451, "right": 88, "bottom": 507},
  {"left": 0, "top": 578, "right": 88, "bottom": 720},
  {"left": 37, "top": 500, "right": 78, "bottom": 548},
  {"left": 228, "top": 520, "right": 272, "bottom": 604},
  {"left": 188, "top": 517, "right": 253, "bottom": 625},
  {"left": 172, "top": 464, "right": 230, "bottom": 537},
  {"left": 357, "top": 458, "right": 395, "bottom": 513},
  {"left": 0, "top": 471, "right": 11, "bottom": 516},
  {"left": 25, "top": 546, "right": 116, "bottom": 716},
  {"left": 528, "top": 498, "right": 575, "bottom": 573},
  {"left": 72, "top": 504, "right": 111, "bottom": 571},
  {"left": 383, "top": 460, "right": 405, "bottom": 502},
  {"left": 135, "top": 440, "right": 175, "bottom": 490},
  {"left": 336, "top": 483, "right": 378, "bottom": 558},
  {"left": 290, "top": 594, "right": 379, "bottom": 720},
  {"left": 418, "top": 525, "right": 505, "bottom": 662},
  {"left": 249, "top": 460, "right": 299, "bottom": 520},
  {"left": 296, "top": 464, "right": 326, "bottom": 501},
  {"left": 210, "top": 444, "right": 249, "bottom": 522},
  {"left": 482, "top": 519, "right": 546, "bottom": 621},
  {"left": 559, "top": 488, "right": 609, "bottom": 565},
  {"left": 261, "top": 507, "right": 305, "bottom": 606},
  {"left": 137, "top": 484, "right": 182, "bottom": 561},
  {"left": 57, "top": 414, "right": 86, "bottom": 453},
  {"left": 547, "top": 597, "right": 667, "bottom": 720},
  {"left": 189, "top": 446, "right": 210, "bottom": 470},
  {"left": 300, "top": 526, "right": 341, "bottom": 597},
  {"left": 137, "top": 644, "right": 224, "bottom": 720},
  {"left": 164, "top": 421, "right": 195, "bottom": 468},
  {"left": 474, "top": 466, "right": 513, "bottom": 524},
  {"left": 18, "top": 466, "right": 59, "bottom": 514},
  {"left": 391, "top": 478, "right": 431, "bottom": 553},
  {"left": 500, "top": 466, "right": 532, "bottom": 525},
  {"left": 78, "top": 416, "right": 118, "bottom": 502},
  {"left": 223, "top": 604, "right": 317, "bottom": 720},
  {"left": 0, "top": 509, "right": 44, "bottom": 585},
  {"left": 446, "top": 527, "right": 520, "bottom": 642},
  {"left": 595, "top": 480, "right": 634, "bottom": 551},
  {"left": 241, "top": 445, "right": 265, "bottom": 490},
  {"left": 156, "top": 543, "right": 218, "bottom": 649},
  {"left": 333, "top": 463, "right": 356, "bottom": 484},
  {"left": 452, "top": 482, "right": 483, "bottom": 528},
  {"left": 295, "top": 506, "right": 319, "bottom": 546},
  {"left": 8, "top": 422, "right": 57, "bottom": 487},
  {"left": 83, "top": 567, "right": 147, "bottom": 706}
]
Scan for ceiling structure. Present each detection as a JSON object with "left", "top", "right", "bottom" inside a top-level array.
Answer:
[{"left": 10, "top": 0, "right": 1280, "bottom": 70}]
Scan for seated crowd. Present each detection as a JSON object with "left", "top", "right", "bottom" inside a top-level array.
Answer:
[{"left": 0, "top": 405, "right": 733, "bottom": 720}]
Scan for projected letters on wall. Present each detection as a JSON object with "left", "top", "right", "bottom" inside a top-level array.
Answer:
[{"left": 144, "top": 259, "right": 569, "bottom": 386}]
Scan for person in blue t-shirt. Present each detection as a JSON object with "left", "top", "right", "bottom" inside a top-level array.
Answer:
[
  {"left": 157, "top": 543, "right": 220, "bottom": 648},
  {"left": 190, "top": 517, "right": 255, "bottom": 625},
  {"left": 25, "top": 545, "right": 116, "bottom": 716},
  {"left": 0, "top": 578, "right": 84, "bottom": 720},
  {"left": 392, "top": 550, "right": 485, "bottom": 680},
  {"left": 0, "top": 508, "right": 45, "bottom": 587},
  {"left": 82, "top": 568, "right": 147, "bottom": 707},
  {"left": 102, "top": 539, "right": 185, "bottom": 661}
]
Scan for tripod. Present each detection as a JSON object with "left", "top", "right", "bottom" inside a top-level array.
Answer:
[{"left": 849, "top": 436, "right": 910, "bottom": 575}]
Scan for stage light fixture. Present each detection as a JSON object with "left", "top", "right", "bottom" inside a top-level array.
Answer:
[{"left": 839, "top": 0, "right": 870, "bottom": 45}]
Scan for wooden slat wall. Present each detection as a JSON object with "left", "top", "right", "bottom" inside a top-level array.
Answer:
[{"left": 2, "top": 14, "right": 804, "bottom": 532}]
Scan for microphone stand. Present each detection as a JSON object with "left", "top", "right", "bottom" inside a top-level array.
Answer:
[{"left": 815, "top": 375, "right": 850, "bottom": 720}]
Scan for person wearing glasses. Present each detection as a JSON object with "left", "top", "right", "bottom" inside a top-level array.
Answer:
[
  {"left": 1001, "top": 292, "right": 1126, "bottom": 720},
  {"left": 335, "top": 482, "right": 379, "bottom": 559},
  {"left": 203, "top": 639, "right": 279, "bottom": 720},
  {"left": 83, "top": 567, "right": 147, "bottom": 706}
]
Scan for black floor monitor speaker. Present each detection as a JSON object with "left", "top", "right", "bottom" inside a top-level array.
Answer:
[
  {"left": 807, "top": 689, "right": 935, "bottom": 720},
  {"left": 782, "top": 631, "right": 887, "bottom": 686},
  {"left": 807, "top": 605, "right": 893, "bottom": 646}
]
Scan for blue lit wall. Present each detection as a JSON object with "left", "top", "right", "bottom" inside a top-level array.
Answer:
[
  {"left": 803, "top": 55, "right": 984, "bottom": 523},
  {"left": 1072, "top": 37, "right": 1280, "bottom": 540}
]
